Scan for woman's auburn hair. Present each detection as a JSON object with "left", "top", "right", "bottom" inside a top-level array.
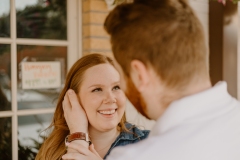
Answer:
[{"left": 36, "top": 53, "right": 128, "bottom": 160}]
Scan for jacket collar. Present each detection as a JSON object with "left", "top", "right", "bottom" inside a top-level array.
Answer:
[
  {"left": 118, "top": 123, "right": 145, "bottom": 141},
  {"left": 103, "top": 123, "right": 147, "bottom": 159}
]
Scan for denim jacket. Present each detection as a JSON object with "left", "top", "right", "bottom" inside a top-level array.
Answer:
[{"left": 104, "top": 123, "right": 150, "bottom": 159}]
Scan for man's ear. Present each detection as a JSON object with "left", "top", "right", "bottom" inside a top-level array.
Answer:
[{"left": 130, "top": 60, "right": 150, "bottom": 92}]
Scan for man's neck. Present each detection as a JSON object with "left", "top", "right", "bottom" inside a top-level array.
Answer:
[
  {"left": 179, "top": 78, "right": 212, "bottom": 98},
  {"left": 149, "top": 77, "right": 212, "bottom": 120}
]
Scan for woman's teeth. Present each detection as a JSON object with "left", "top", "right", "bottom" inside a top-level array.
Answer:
[{"left": 98, "top": 109, "right": 116, "bottom": 115}]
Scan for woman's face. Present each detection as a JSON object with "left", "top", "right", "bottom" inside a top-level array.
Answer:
[{"left": 78, "top": 63, "right": 126, "bottom": 132}]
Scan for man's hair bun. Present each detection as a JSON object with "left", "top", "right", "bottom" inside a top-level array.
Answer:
[
  {"left": 104, "top": 0, "right": 190, "bottom": 35},
  {"left": 134, "top": 0, "right": 189, "bottom": 8},
  {"left": 104, "top": 4, "right": 132, "bottom": 35},
  {"left": 133, "top": 0, "right": 167, "bottom": 7}
]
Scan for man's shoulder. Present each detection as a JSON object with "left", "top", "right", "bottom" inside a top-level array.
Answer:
[
  {"left": 108, "top": 116, "right": 240, "bottom": 160},
  {"left": 107, "top": 135, "right": 161, "bottom": 160}
]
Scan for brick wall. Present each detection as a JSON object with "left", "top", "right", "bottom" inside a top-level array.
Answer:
[{"left": 82, "top": 0, "right": 112, "bottom": 57}]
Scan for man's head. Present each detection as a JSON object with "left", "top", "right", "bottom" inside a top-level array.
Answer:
[{"left": 105, "top": 0, "right": 209, "bottom": 119}]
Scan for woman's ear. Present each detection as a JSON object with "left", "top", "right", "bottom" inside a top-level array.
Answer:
[{"left": 130, "top": 60, "right": 150, "bottom": 92}]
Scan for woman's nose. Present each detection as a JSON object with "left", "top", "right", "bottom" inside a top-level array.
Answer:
[{"left": 103, "top": 91, "right": 117, "bottom": 104}]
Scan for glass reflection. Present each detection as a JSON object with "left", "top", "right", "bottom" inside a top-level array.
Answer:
[
  {"left": 0, "top": 117, "right": 12, "bottom": 159},
  {"left": 17, "top": 45, "right": 67, "bottom": 110},
  {"left": 0, "top": 0, "right": 10, "bottom": 37},
  {"left": 18, "top": 114, "right": 52, "bottom": 159},
  {"left": 16, "top": 0, "right": 67, "bottom": 40},
  {"left": 0, "top": 44, "right": 11, "bottom": 111}
]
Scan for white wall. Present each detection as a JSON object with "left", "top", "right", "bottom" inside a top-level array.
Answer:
[
  {"left": 238, "top": 3, "right": 240, "bottom": 100},
  {"left": 223, "top": 15, "right": 238, "bottom": 98},
  {"left": 222, "top": 3, "right": 240, "bottom": 99},
  {"left": 189, "top": 0, "right": 209, "bottom": 45}
]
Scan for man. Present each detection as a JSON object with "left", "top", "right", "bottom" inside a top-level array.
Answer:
[{"left": 62, "top": 0, "right": 240, "bottom": 159}]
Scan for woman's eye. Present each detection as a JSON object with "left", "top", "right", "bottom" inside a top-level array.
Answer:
[
  {"left": 113, "top": 85, "right": 120, "bottom": 90},
  {"left": 92, "top": 88, "right": 102, "bottom": 92}
]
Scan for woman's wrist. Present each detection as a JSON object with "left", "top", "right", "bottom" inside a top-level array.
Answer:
[
  {"left": 70, "top": 129, "right": 88, "bottom": 134},
  {"left": 69, "top": 126, "right": 88, "bottom": 134}
]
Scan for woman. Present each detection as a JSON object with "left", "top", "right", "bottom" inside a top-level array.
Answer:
[{"left": 36, "top": 54, "right": 149, "bottom": 160}]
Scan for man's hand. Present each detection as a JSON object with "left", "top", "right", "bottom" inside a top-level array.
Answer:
[
  {"left": 62, "top": 143, "right": 103, "bottom": 160},
  {"left": 62, "top": 89, "right": 88, "bottom": 133}
]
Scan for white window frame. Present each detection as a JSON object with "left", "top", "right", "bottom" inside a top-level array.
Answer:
[
  {"left": 238, "top": 2, "right": 240, "bottom": 100},
  {"left": 0, "top": 0, "right": 82, "bottom": 159}
]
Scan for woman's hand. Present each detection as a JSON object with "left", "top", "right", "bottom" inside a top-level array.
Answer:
[
  {"left": 63, "top": 89, "right": 88, "bottom": 133},
  {"left": 63, "top": 90, "right": 90, "bottom": 154},
  {"left": 62, "top": 143, "right": 103, "bottom": 160}
]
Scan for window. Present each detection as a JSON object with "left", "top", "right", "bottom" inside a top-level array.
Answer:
[{"left": 0, "top": 0, "right": 81, "bottom": 159}]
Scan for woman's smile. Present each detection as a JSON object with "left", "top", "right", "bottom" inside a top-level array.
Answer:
[
  {"left": 98, "top": 108, "right": 118, "bottom": 119},
  {"left": 98, "top": 108, "right": 117, "bottom": 115}
]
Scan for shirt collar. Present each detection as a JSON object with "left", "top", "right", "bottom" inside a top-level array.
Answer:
[{"left": 150, "top": 81, "right": 231, "bottom": 136}]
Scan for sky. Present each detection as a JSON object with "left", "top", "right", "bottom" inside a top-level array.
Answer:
[{"left": 0, "top": 0, "right": 38, "bottom": 16}]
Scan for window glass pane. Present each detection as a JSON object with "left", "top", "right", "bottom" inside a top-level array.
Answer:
[
  {"left": 0, "top": 44, "right": 11, "bottom": 111},
  {"left": 0, "top": 0, "right": 10, "bottom": 37},
  {"left": 16, "top": 0, "right": 67, "bottom": 40},
  {"left": 0, "top": 117, "right": 12, "bottom": 159},
  {"left": 17, "top": 45, "right": 67, "bottom": 110},
  {"left": 18, "top": 114, "right": 53, "bottom": 160}
]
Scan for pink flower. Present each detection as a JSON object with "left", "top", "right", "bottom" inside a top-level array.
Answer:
[{"left": 218, "top": 0, "right": 226, "bottom": 5}]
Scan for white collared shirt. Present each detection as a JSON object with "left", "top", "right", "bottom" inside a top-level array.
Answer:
[{"left": 107, "top": 82, "right": 240, "bottom": 160}]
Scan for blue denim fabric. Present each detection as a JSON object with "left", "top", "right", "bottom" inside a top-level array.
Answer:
[{"left": 104, "top": 123, "right": 150, "bottom": 159}]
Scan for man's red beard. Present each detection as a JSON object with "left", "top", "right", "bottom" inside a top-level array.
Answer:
[{"left": 125, "top": 77, "right": 151, "bottom": 120}]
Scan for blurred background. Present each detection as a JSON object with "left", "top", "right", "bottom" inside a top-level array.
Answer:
[{"left": 0, "top": 0, "right": 239, "bottom": 159}]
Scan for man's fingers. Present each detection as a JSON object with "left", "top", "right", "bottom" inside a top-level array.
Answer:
[
  {"left": 62, "top": 152, "right": 85, "bottom": 160},
  {"left": 67, "top": 142, "right": 91, "bottom": 156}
]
